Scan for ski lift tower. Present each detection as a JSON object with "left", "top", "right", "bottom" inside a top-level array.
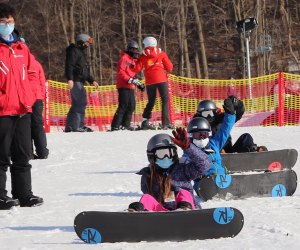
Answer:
[{"left": 235, "top": 17, "right": 258, "bottom": 99}]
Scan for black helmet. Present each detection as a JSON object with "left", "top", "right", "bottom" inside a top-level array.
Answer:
[
  {"left": 126, "top": 41, "right": 139, "bottom": 58},
  {"left": 196, "top": 100, "right": 217, "bottom": 122},
  {"left": 197, "top": 100, "right": 217, "bottom": 113},
  {"left": 146, "top": 134, "right": 177, "bottom": 163},
  {"left": 187, "top": 117, "right": 211, "bottom": 133}
]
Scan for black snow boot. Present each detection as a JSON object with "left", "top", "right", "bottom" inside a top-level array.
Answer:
[
  {"left": 128, "top": 202, "right": 145, "bottom": 212},
  {"left": 176, "top": 201, "right": 192, "bottom": 210},
  {"left": 18, "top": 195, "right": 44, "bottom": 207},
  {"left": 0, "top": 196, "right": 20, "bottom": 210}
]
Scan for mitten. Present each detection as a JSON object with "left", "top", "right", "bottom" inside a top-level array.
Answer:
[
  {"left": 223, "top": 97, "right": 235, "bottom": 114},
  {"left": 171, "top": 127, "right": 190, "bottom": 150},
  {"left": 128, "top": 78, "right": 140, "bottom": 85},
  {"left": 136, "top": 83, "right": 145, "bottom": 92}
]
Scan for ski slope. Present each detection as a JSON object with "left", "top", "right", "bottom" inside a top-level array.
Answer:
[{"left": 0, "top": 126, "right": 299, "bottom": 250}]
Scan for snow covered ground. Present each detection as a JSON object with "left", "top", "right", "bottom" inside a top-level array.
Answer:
[{"left": 0, "top": 126, "right": 299, "bottom": 250}]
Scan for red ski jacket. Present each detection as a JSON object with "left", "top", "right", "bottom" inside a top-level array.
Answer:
[
  {"left": 0, "top": 33, "right": 37, "bottom": 116},
  {"left": 28, "top": 59, "right": 46, "bottom": 100},
  {"left": 131, "top": 47, "right": 173, "bottom": 85},
  {"left": 116, "top": 51, "right": 137, "bottom": 89}
]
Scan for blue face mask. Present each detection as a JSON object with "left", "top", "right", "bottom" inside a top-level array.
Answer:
[
  {"left": 156, "top": 158, "right": 174, "bottom": 169},
  {"left": 0, "top": 24, "right": 14, "bottom": 37}
]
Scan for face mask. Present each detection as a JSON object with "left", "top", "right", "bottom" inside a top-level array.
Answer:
[
  {"left": 193, "top": 138, "right": 209, "bottom": 148},
  {"left": 155, "top": 158, "right": 174, "bottom": 169},
  {"left": 0, "top": 24, "right": 14, "bottom": 37}
]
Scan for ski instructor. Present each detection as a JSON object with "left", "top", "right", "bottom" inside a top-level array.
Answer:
[
  {"left": 0, "top": 3, "right": 43, "bottom": 209},
  {"left": 64, "top": 33, "right": 99, "bottom": 132}
]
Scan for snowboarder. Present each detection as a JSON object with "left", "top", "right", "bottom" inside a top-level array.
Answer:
[
  {"left": 64, "top": 33, "right": 99, "bottom": 132},
  {"left": 184, "top": 97, "right": 241, "bottom": 192},
  {"left": 130, "top": 36, "right": 174, "bottom": 130},
  {"left": 111, "top": 41, "right": 145, "bottom": 131},
  {"left": 128, "top": 132, "right": 210, "bottom": 212},
  {"left": 193, "top": 97, "right": 267, "bottom": 153}
]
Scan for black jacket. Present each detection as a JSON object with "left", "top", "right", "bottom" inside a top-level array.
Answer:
[{"left": 65, "top": 44, "right": 94, "bottom": 83}]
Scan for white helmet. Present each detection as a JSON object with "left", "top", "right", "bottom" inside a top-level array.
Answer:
[{"left": 143, "top": 36, "right": 157, "bottom": 48}]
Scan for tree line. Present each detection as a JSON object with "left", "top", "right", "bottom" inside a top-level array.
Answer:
[{"left": 5, "top": 0, "right": 300, "bottom": 84}]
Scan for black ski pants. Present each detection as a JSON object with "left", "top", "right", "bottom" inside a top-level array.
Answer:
[
  {"left": 143, "top": 82, "right": 170, "bottom": 127},
  {"left": 111, "top": 88, "right": 135, "bottom": 128},
  {"left": 65, "top": 81, "right": 87, "bottom": 131},
  {"left": 0, "top": 114, "right": 33, "bottom": 198},
  {"left": 31, "top": 99, "right": 49, "bottom": 158}
]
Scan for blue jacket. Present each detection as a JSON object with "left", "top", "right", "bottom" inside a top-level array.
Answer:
[
  {"left": 182, "top": 113, "right": 236, "bottom": 176},
  {"left": 137, "top": 143, "right": 211, "bottom": 209}
]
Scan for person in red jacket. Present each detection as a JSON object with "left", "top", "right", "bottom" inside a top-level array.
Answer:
[
  {"left": 111, "top": 41, "right": 145, "bottom": 131},
  {"left": 131, "top": 36, "right": 174, "bottom": 130},
  {"left": 29, "top": 58, "right": 49, "bottom": 159},
  {"left": 0, "top": 3, "right": 43, "bottom": 209}
]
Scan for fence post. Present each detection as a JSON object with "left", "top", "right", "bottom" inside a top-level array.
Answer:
[
  {"left": 168, "top": 79, "right": 174, "bottom": 125},
  {"left": 44, "top": 80, "right": 51, "bottom": 133},
  {"left": 278, "top": 72, "right": 285, "bottom": 126}
]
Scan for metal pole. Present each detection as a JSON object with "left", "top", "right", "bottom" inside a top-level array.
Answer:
[{"left": 245, "top": 35, "right": 252, "bottom": 100}]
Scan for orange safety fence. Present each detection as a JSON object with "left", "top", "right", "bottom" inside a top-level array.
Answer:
[{"left": 45, "top": 72, "right": 300, "bottom": 132}]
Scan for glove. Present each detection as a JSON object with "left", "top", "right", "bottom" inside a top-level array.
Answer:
[
  {"left": 223, "top": 97, "right": 235, "bottom": 115},
  {"left": 136, "top": 83, "right": 145, "bottom": 92},
  {"left": 171, "top": 127, "right": 190, "bottom": 150},
  {"left": 128, "top": 78, "right": 141, "bottom": 85}
]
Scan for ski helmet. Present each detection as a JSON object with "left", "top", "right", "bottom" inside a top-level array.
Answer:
[
  {"left": 126, "top": 41, "right": 139, "bottom": 58},
  {"left": 143, "top": 36, "right": 157, "bottom": 48},
  {"left": 196, "top": 100, "right": 217, "bottom": 123},
  {"left": 146, "top": 134, "right": 177, "bottom": 163},
  {"left": 187, "top": 117, "right": 211, "bottom": 133},
  {"left": 76, "top": 33, "right": 93, "bottom": 44},
  {"left": 187, "top": 117, "right": 212, "bottom": 148}
]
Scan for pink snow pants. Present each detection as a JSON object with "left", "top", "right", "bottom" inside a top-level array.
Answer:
[{"left": 139, "top": 189, "right": 196, "bottom": 212}]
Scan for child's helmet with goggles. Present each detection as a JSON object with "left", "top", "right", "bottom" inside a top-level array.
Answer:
[{"left": 146, "top": 134, "right": 177, "bottom": 163}]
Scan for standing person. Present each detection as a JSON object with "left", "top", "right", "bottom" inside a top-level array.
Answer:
[
  {"left": 30, "top": 59, "right": 49, "bottom": 159},
  {"left": 0, "top": 3, "right": 43, "bottom": 209},
  {"left": 193, "top": 97, "right": 267, "bottom": 152},
  {"left": 131, "top": 36, "right": 174, "bottom": 130},
  {"left": 128, "top": 132, "right": 210, "bottom": 212},
  {"left": 64, "top": 33, "right": 99, "bottom": 132},
  {"left": 111, "top": 41, "right": 145, "bottom": 131}
]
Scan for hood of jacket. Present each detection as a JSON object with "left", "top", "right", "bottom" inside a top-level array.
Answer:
[{"left": 142, "top": 46, "right": 162, "bottom": 58}]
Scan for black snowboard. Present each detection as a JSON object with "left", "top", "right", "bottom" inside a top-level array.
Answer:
[
  {"left": 221, "top": 149, "right": 298, "bottom": 172},
  {"left": 74, "top": 207, "right": 244, "bottom": 243},
  {"left": 196, "top": 169, "right": 297, "bottom": 201}
]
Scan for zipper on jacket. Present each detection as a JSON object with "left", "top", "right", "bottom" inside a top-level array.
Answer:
[{"left": 22, "top": 64, "right": 25, "bottom": 80}]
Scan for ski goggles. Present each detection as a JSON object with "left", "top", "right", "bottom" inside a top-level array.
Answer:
[
  {"left": 198, "top": 110, "right": 215, "bottom": 118},
  {"left": 190, "top": 131, "right": 211, "bottom": 140},
  {"left": 154, "top": 147, "right": 177, "bottom": 160}
]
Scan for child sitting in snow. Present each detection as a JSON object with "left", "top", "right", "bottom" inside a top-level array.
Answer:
[{"left": 128, "top": 131, "right": 210, "bottom": 212}]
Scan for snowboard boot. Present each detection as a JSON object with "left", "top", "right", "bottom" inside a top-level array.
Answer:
[
  {"left": 176, "top": 201, "right": 192, "bottom": 210},
  {"left": 18, "top": 195, "right": 44, "bottom": 207},
  {"left": 0, "top": 196, "right": 20, "bottom": 210},
  {"left": 161, "top": 124, "right": 175, "bottom": 130},
  {"left": 128, "top": 202, "right": 145, "bottom": 212},
  {"left": 141, "top": 120, "right": 156, "bottom": 130},
  {"left": 257, "top": 146, "right": 268, "bottom": 152}
]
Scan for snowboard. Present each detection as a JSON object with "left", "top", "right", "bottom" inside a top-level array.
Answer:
[
  {"left": 74, "top": 207, "right": 244, "bottom": 243},
  {"left": 196, "top": 169, "right": 297, "bottom": 201},
  {"left": 221, "top": 149, "right": 298, "bottom": 173}
]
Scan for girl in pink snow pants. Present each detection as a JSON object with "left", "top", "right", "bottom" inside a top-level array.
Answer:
[{"left": 128, "top": 129, "right": 210, "bottom": 212}]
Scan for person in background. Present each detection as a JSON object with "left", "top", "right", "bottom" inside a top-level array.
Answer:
[
  {"left": 193, "top": 97, "right": 267, "bottom": 153},
  {"left": 29, "top": 58, "right": 49, "bottom": 159},
  {"left": 131, "top": 36, "right": 174, "bottom": 130},
  {"left": 128, "top": 132, "right": 210, "bottom": 212},
  {"left": 0, "top": 3, "right": 43, "bottom": 209},
  {"left": 64, "top": 33, "right": 99, "bottom": 132},
  {"left": 111, "top": 41, "right": 145, "bottom": 131}
]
